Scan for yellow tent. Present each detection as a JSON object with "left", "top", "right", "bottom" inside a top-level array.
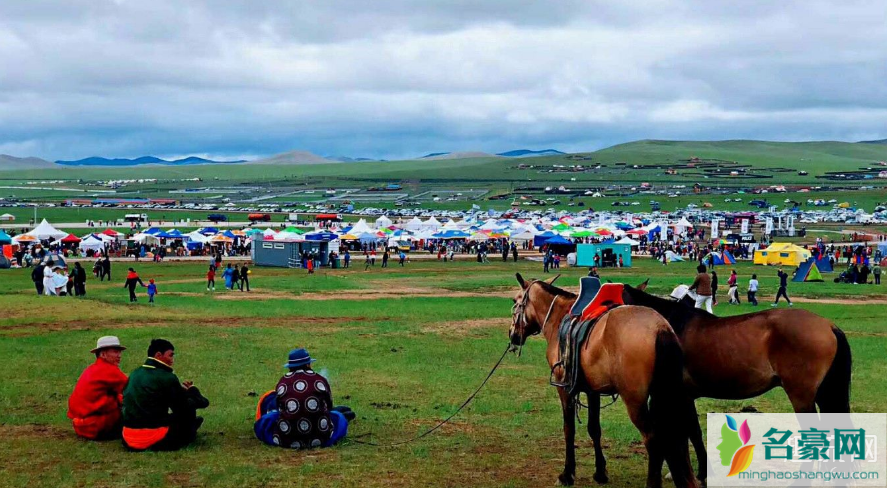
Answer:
[{"left": 753, "top": 242, "right": 811, "bottom": 266}]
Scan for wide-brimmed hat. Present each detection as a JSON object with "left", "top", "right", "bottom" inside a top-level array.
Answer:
[
  {"left": 90, "top": 336, "right": 126, "bottom": 353},
  {"left": 283, "top": 348, "right": 316, "bottom": 369}
]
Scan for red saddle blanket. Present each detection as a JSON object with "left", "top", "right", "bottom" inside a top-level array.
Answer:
[{"left": 579, "top": 283, "right": 625, "bottom": 322}]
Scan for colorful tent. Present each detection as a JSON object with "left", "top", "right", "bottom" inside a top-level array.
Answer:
[
  {"left": 0, "top": 230, "right": 12, "bottom": 245},
  {"left": 707, "top": 251, "right": 736, "bottom": 266},
  {"left": 793, "top": 259, "right": 824, "bottom": 282},
  {"left": 60, "top": 233, "right": 82, "bottom": 243},
  {"left": 813, "top": 256, "right": 833, "bottom": 272},
  {"left": 753, "top": 243, "right": 811, "bottom": 266}
]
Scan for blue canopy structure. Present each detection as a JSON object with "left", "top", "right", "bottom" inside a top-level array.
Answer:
[
  {"left": 432, "top": 230, "right": 470, "bottom": 239},
  {"left": 144, "top": 227, "right": 163, "bottom": 235},
  {"left": 0, "top": 230, "right": 12, "bottom": 245},
  {"left": 199, "top": 227, "right": 219, "bottom": 235},
  {"left": 533, "top": 231, "right": 557, "bottom": 247},
  {"left": 544, "top": 235, "right": 573, "bottom": 245},
  {"left": 304, "top": 231, "right": 339, "bottom": 241},
  {"left": 222, "top": 230, "right": 237, "bottom": 238}
]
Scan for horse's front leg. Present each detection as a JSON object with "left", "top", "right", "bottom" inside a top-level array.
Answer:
[
  {"left": 587, "top": 394, "right": 609, "bottom": 484},
  {"left": 557, "top": 387, "right": 577, "bottom": 486}
]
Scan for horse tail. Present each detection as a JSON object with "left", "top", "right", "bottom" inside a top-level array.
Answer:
[
  {"left": 815, "top": 327, "right": 852, "bottom": 412},
  {"left": 649, "top": 328, "right": 695, "bottom": 485}
]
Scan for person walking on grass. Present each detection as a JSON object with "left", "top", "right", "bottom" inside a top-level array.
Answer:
[
  {"left": 206, "top": 265, "right": 216, "bottom": 291},
  {"left": 399, "top": 251, "right": 406, "bottom": 266},
  {"left": 512, "top": 243, "right": 519, "bottom": 262},
  {"left": 773, "top": 266, "right": 793, "bottom": 307},
  {"left": 688, "top": 264, "right": 713, "bottom": 313},
  {"left": 382, "top": 250, "right": 389, "bottom": 268},
  {"left": 147, "top": 279, "right": 157, "bottom": 304},
  {"left": 232, "top": 264, "right": 241, "bottom": 290},
  {"left": 710, "top": 269, "right": 719, "bottom": 306},
  {"left": 747, "top": 273, "right": 759, "bottom": 306},
  {"left": 727, "top": 269, "right": 740, "bottom": 305},
  {"left": 239, "top": 264, "right": 250, "bottom": 292},
  {"left": 123, "top": 268, "right": 146, "bottom": 303},
  {"left": 343, "top": 250, "right": 351, "bottom": 268},
  {"left": 875, "top": 263, "right": 882, "bottom": 285},
  {"left": 101, "top": 256, "right": 111, "bottom": 282},
  {"left": 73, "top": 262, "right": 87, "bottom": 297}
]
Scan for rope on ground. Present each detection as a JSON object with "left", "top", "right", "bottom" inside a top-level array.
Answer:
[{"left": 350, "top": 343, "right": 512, "bottom": 447}]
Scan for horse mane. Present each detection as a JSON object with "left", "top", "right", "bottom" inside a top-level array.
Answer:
[
  {"left": 623, "top": 285, "right": 714, "bottom": 334},
  {"left": 535, "top": 280, "right": 577, "bottom": 299}
]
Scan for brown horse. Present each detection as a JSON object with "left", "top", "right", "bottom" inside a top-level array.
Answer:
[
  {"left": 510, "top": 274, "right": 698, "bottom": 488},
  {"left": 619, "top": 281, "right": 852, "bottom": 482}
]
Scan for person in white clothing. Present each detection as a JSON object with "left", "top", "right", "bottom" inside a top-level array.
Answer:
[
  {"left": 747, "top": 274, "right": 759, "bottom": 306},
  {"left": 43, "top": 260, "right": 56, "bottom": 296}
]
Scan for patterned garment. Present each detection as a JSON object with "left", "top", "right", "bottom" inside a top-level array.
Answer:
[{"left": 272, "top": 369, "right": 333, "bottom": 449}]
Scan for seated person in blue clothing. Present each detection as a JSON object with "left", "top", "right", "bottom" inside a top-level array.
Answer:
[{"left": 254, "top": 348, "right": 354, "bottom": 449}]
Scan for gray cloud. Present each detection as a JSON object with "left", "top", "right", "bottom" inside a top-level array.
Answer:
[{"left": 0, "top": 0, "right": 885, "bottom": 160}]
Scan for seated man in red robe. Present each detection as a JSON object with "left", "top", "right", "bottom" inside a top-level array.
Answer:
[{"left": 67, "top": 336, "right": 129, "bottom": 440}]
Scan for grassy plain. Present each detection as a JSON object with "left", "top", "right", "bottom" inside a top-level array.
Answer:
[{"left": 0, "top": 257, "right": 885, "bottom": 487}]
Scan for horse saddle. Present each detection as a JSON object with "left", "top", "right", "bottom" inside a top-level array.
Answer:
[{"left": 553, "top": 277, "right": 625, "bottom": 398}]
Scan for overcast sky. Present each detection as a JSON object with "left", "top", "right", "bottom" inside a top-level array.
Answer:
[{"left": 1, "top": 0, "right": 886, "bottom": 161}]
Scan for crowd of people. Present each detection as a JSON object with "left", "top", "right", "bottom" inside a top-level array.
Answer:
[
  {"left": 688, "top": 265, "right": 796, "bottom": 312},
  {"left": 67, "top": 336, "right": 351, "bottom": 451}
]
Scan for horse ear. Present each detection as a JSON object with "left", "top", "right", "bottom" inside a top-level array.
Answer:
[
  {"left": 516, "top": 273, "right": 527, "bottom": 289},
  {"left": 548, "top": 274, "right": 561, "bottom": 286},
  {"left": 637, "top": 278, "right": 650, "bottom": 290}
]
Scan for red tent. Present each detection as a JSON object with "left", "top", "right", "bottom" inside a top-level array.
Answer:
[
  {"left": 101, "top": 229, "right": 119, "bottom": 236},
  {"left": 61, "top": 233, "right": 81, "bottom": 243}
]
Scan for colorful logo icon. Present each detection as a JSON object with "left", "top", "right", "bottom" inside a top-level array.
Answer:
[{"left": 717, "top": 415, "right": 755, "bottom": 476}]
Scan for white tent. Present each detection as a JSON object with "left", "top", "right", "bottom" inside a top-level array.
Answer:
[
  {"left": 664, "top": 250, "right": 685, "bottom": 262},
  {"left": 423, "top": 216, "right": 442, "bottom": 230},
  {"left": 404, "top": 217, "right": 423, "bottom": 231},
  {"left": 615, "top": 237, "right": 640, "bottom": 246},
  {"left": 262, "top": 228, "right": 277, "bottom": 237},
  {"left": 442, "top": 219, "right": 460, "bottom": 231},
  {"left": 479, "top": 219, "right": 500, "bottom": 231},
  {"left": 184, "top": 231, "right": 208, "bottom": 244},
  {"left": 80, "top": 235, "right": 106, "bottom": 253},
  {"left": 349, "top": 219, "right": 371, "bottom": 234},
  {"left": 375, "top": 215, "right": 392, "bottom": 229},
  {"left": 0, "top": 213, "right": 14, "bottom": 221},
  {"left": 26, "top": 219, "right": 67, "bottom": 240},
  {"left": 674, "top": 217, "right": 694, "bottom": 235},
  {"left": 510, "top": 230, "right": 537, "bottom": 242}
]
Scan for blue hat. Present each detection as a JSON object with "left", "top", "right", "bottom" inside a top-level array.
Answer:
[{"left": 284, "top": 348, "right": 316, "bottom": 369}]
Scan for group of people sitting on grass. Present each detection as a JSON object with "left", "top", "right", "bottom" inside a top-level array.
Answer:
[{"left": 68, "top": 337, "right": 352, "bottom": 451}]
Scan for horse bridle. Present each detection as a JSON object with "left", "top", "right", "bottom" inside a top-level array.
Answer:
[{"left": 512, "top": 278, "right": 562, "bottom": 341}]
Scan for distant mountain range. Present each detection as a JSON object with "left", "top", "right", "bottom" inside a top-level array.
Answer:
[
  {"left": 497, "top": 149, "right": 565, "bottom": 157},
  {"left": 859, "top": 139, "right": 887, "bottom": 144},
  {"left": 56, "top": 156, "right": 246, "bottom": 166}
]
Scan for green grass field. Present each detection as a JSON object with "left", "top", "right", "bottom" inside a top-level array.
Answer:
[{"left": 0, "top": 257, "right": 884, "bottom": 487}]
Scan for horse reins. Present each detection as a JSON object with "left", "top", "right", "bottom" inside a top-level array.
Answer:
[{"left": 350, "top": 343, "right": 511, "bottom": 447}]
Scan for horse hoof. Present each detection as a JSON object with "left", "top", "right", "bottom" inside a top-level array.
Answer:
[
  {"left": 558, "top": 473, "right": 575, "bottom": 486},
  {"left": 593, "top": 470, "right": 610, "bottom": 484}
]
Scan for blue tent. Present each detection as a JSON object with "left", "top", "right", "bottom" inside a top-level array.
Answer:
[
  {"left": 144, "top": 227, "right": 163, "bottom": 235},
  {"left": 356, "top": 232, "right": 380, "bottom": 243},
  {"left": 0, "top": 230, "right": 12, "bottom": 245},
  {"left": 305, "top": 231, "right": 339, "bottom": 241},
  {"left": 813, "top": 256, "right": 833, "bottom": 272},
  {"left": 157, "top": 229, "right": 184, "bottom": 239},
  {"left": 222, "top": 230, "right": 237, "bottom": 238},
  {"left": 533, "top": 231, "right": 558, "bottom": 247},
  {"left": 200, "top": 227, "right": 219, "bottom": 235},
  {"left": 544, "top": 235, "right": 573, "bottom": 245}
]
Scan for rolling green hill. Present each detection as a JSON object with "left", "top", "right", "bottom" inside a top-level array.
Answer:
[{"left": 3, "top": 140, "right": 887, "bottom": 189}]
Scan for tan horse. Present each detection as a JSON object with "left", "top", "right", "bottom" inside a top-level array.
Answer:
[
  {"left": 621, "top": 281, "right": 852, "bottom": 482},
  {"left": 510, "top": 274, "right": 698, "bottom": 488}
]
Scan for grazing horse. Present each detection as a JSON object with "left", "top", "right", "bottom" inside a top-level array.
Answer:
[
  {"left": 510, "top": 274, "right": 698, "bottom": 488},
  {"left": 619, "top": 280, "right": 852, "bottom": 482}
]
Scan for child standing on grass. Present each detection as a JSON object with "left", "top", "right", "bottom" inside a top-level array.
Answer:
[
  {"left": 206, "top": 265, "right": 216, "bottom": 291},
  {"left": 147, "top": 279, "right": 157, "bottom": 304}
]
